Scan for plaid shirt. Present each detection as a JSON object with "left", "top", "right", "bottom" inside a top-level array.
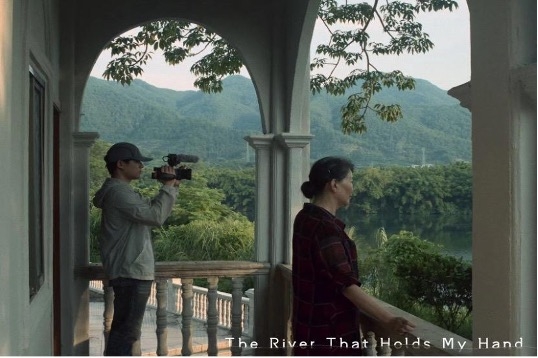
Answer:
[{"left": 292, "top": 203, "right": 362, "bottom": 356}]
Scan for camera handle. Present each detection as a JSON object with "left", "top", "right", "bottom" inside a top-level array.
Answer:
[{"left": 158, "top": 172, "right": 177, "bottom": 181}]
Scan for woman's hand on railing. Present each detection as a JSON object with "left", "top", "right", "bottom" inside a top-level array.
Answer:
[{"left": 385, "top": 316, "right": 416, "bottom": 335}]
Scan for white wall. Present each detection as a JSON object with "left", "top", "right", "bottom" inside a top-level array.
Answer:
[
  {"left": 0, "top": 0, "right": 59, "bottom": 354},
  {"left": 0, "top": 0, "right": 31, "bottom": 354}
]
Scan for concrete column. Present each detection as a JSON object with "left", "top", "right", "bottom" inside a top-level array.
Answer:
[
  {"left": 275, "top": 133, "right": 313, "bottom": 263},
  {"left": 246, "top": 133, "right": 312, "bottom": 355},
  {"left": 469, "top": 0, "right": 536, "bottom": 355},
  {"left": 245, "top": 134, "right": 275, "bottom": 266},
  {"left": 244, "top": 134, "right": 274, "bottom": 355},
  {"left": 70, "top": 132, "right": 99, "bottom": 355}
]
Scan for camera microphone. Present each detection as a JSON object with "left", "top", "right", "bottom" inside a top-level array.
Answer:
[{"left": 172, "top": 154, "right": 199, "bottom": 163}]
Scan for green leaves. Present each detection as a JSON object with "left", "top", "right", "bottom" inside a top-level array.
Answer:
[
  {"left": 312, "top": 0, "right": 456, "bottom": 132},
  {"left": 360, "top": 230, "right": 472, "bottom": 334},
  {"left": 417, "top": 0, "right": 459, "bottom": 12},
  {"left": 102, "top": 20, "right": 241, "bottom": 93},
  {"left": 314, "top": 67, "right": 416, "bottom": 134},
  {"left": 153, "top": 217, "right": 254, "bottom": 262},
  {"left": 191, "top": 40, "right": 243, "bottom": 93},
  {"left": 102, "top": 0, "right": 458, "bottom": 133},
  {"left": 382, "top": 231, "right": 472, "bottom": 331}
]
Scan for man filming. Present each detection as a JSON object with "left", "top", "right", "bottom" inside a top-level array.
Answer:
[{"left": 93, "top": 142, "right": 180, "bottom": 356}]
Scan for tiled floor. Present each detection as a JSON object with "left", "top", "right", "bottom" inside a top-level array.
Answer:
[{"left": 89, "top": 300, "right": 232, "bottom": 356}]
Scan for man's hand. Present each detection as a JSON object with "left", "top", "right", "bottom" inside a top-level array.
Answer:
[{"left": 159, "top": 165, "right": 180, "bottom": 187}]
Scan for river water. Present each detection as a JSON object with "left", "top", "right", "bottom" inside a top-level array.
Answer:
[{"left": 338, "top": 208, "right": 472, "bottom": 262}]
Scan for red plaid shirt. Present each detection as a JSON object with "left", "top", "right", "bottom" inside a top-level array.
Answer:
[{"left": 292, "top": 203, "right": 362, "bottom": 356}]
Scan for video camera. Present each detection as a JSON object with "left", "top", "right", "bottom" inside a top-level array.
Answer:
[{"left": 151, "top": 153, "right": 199, "bottom": 181}]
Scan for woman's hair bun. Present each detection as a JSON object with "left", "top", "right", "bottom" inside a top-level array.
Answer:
[{"left": 300, "top": 181, "right": 316, "bottom": 199}]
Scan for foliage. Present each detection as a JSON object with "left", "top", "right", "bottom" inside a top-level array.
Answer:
[
  {"left": 153, "top": 218, "right": 254, "bottom": 262},
  {"left": 351, "top": 162, "right": 472, "bottom": 215},
  {"left": 103, "top": 21, "right": 242, "bottom": 93},
  {"left": 89, "top": 139, "right": 113, "bottom": 191},
  {"left": 89, "top": 203, "right": 103, "bottom": 263},
  {"left": 204, "top": 166, "right": 256, "bottom": 221},
  {"left": 99, "top": 0, "right": 459, "bottom": 133},
  {"left": 81, "top": 76, "right": 471, "bottom": 167},
  {"left": 359, "top": 230, "right": 472, "bottom": 335}
]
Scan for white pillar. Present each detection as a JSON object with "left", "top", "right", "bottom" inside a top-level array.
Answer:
[
  {"left": 246, "top": 132, "right": 312, "bottom": 355},
  {"left": 275, "top": 133, "right": 313, "bottom": 263},
  {"left": 244, "top": 134, "right": 273, "bottom": 355},
  {"left": 245, "top": 134, "right": 274, "bottom": 265},
  {"left": 469, "top": 0, "right": 536, "bottom": 355},
  {"left": 71, "top": 132, "right": 99, "bottom": 355}
]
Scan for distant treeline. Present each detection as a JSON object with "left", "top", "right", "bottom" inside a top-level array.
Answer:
[
  {"left": 90, "top": 140, "right": 471, "bottom": 223},
  {"left": 206, "top": 162, "right": 473, "bottom": 219},
  {"left": 351, "top": 162, "right": 472, "bottom": 215}
]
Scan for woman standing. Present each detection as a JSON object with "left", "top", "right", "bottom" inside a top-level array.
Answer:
[{"left": 292, "top": 156, "right": 414, "bottom": 356}]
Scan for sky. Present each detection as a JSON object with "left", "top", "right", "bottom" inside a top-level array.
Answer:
[{"left": 90, "top": 1, "right": 470, "bottom": 92}]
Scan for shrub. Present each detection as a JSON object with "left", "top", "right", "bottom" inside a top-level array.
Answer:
[
  {"left": 360, "top": 230, "right": 472, "bottom": 335},
  {"left": 153, "top": 217, "right": 254, "bottom": 261}
]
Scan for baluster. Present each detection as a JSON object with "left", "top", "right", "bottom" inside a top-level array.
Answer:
[
  {"left": 365, "top": 331, "right": 378, "bottom": 356},
  {"left": 202, "top": 292, "right": 206, "bottom": 320},
  {"left": 226, "top": 300, "right": 231, "bottom": 327},
  {"left": 216, "top": 296, "right": 222, "bottom": 326},
  {"left": 245, "top": 289, "right": 255, "bottom": 338},
  {"left": 242, "top": 301, "right": 248, "bottom": 334},
  {"left": 192, "top": 292, "right": 197, "bottom": 319},
  {"left": 167, "top": 278, "right": 175, "bottom": 312},
  {"left": 206, "top": 277, "right": 219, "bottom": 355},
  {"left": 380, "top": 344, "right": 392, "bottom": 356},
  {"left": 198, "top": 292, "right": 204, "bottom": 320},
  {"left": 177, "top": 287, "right": 182, "bottom": 313},
  {"left": 221, "top": 299, "right": 227, "bottom": 327},
  {"left": 176, "top": 279, "right": 182, "bottom": 313},
  {"left": 102, "top": 280, "right": 114, "bottom": 355},
  {"left": 242, "top": 301, "right": 248, "bottom": 333},
  {"left": 391, "top": 344, "right": 405, "bottom": 356},
  {"left": 230, "top": 277, "right": 244, "bottom": 356},
  {"left": 155, "top": 279, "right": 169, "bottom": 356},
  {"left": 181, "top": 278, "right": 194, "bottom": 356},
  {"left": 195, "top": 292, "right": 201, "bottom": 321}
]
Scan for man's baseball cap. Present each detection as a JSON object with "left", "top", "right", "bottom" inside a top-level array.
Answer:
[{"left": 104, "top": 142, "right": 153, "bottom": 163}]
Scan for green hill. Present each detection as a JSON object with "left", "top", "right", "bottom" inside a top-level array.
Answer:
[{"left": 80, "top": 75, "right": 471, "bottom": 167}]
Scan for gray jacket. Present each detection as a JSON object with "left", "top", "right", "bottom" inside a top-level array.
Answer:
[{"left": 93, "top": 178, "right": 178, "bottom": 280}]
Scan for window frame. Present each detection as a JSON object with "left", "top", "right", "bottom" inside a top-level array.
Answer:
[{"left": 28, "top": 66, "right": 46, "bottom": 300}]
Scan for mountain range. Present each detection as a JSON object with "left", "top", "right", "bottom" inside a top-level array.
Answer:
[{"left": 80, "top": 75, "right": 471, "bottom": 167}]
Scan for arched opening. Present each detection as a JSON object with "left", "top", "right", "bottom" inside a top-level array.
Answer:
[
  {"left": 81, "top": 2, "right": 474, "bottom": 352},
  {"left": 80, "top": 21, "right": 270, "bottom": 355}
]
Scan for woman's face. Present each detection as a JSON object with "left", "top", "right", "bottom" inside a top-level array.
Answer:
[{"left": 335, "top": 170, "right": 354, "bottom": 208}]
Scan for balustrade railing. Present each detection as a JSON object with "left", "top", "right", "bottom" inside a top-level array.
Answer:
[
  {"left": 82, "top": 261, "right": 471, "bottom": 356},
  {"left": 89, "top": 279, "right": 253, "bottom": 335},
  {"left": 276, "top": 264, "right": 472, "bottom": 356},
  {"left": 79, "top": 261, "right": 270, "bottom": 356}
]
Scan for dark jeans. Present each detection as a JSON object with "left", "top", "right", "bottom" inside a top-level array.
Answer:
[{"left": 105, "top": 278, "right": 153, "bottom": 356}]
